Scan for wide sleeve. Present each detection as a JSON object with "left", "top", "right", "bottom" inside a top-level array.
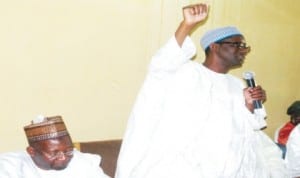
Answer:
[
  {"left": 115, "top": 36, "right": 196, "bottom": 178},
  {"left": 116, "top": 36, "right": 196, "bottom": 178},
  {"left": 148, "top": 35, "right": 196, "bottom": 76},
  {"left": 274, "top": 124, "right": 284, "bottom": 143},
  {"left": 234, "top": 77, "right": 267, "bottom": 130}
]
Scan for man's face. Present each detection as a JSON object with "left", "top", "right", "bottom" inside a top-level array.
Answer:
[
  {"left": 291, "top": 115, "right": 300, "bottom": 125},
  {"left": 27, "top": 135, "right": 74, "bottom": 170},
  {"left": 215, "top": 35, "right": 251, "bottom": 68}
]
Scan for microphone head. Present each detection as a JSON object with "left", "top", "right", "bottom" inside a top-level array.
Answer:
[{"left": 243, "top": 71, "right": 255, "bottom": 80}]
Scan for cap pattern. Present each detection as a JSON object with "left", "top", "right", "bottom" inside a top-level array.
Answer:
[{"left": 24, "top": 115, "right": 69, "bottom": 143}]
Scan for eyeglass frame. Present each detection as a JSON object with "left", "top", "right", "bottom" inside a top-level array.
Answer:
[
  {"left": 216, "top": 41, "right": 251, "bottom": 50},
  {"left": 35, "top": 147, "right": 74, "bottom": 160}
]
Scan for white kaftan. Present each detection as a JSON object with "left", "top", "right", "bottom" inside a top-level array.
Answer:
[
  {"left": 286, "top": 124, "right": 300, "bottom": 177},
  {"left": 0, "top": 150, "right": 110, "bottom": 178},
  {"left": 116, "top": 36, "right": 286, "bottom": 178}
]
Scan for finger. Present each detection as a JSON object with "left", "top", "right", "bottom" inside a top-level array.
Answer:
[
  {"left": 200, "top": 3, "right": 209, "bottom": 14},
  {"left": 186, "top": 5, "right": 196, "bottom": 15},
  {"left": 184, "top": 3, "right": 206, "bottom": 15},
  {"left": 194, "top": 6, "right": 200, "bottom": 15},
  {"left": 182, "top": 5, "right": 194, "bottom": 15},
  {"left": 195, "top": 4, "right": 207, "bottom": 15},
  {"left": 251, "top": 92, "right": 266, "bottom": 101}
]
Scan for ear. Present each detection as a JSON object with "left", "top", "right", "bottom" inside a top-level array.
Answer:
[
  {"left": 209, "top": 43, "right": 219, "bottom": 52},
  {"left": 26, "top": 146, "right": 36, "bottom": 157}
]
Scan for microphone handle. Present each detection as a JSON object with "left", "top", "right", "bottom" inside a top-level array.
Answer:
[
  {"left": 253, "top": 100, "right": 262, "bottom": 109},
  {"left": 246, "top": 78, "right": 262, "bottom": 109},
  {"left": 246, "top": 78, "right": 256, "bottom": 88}
]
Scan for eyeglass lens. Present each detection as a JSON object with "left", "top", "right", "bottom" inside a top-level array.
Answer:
[{"left": 217, "top": 41, "right": 250, "bottom": 49}]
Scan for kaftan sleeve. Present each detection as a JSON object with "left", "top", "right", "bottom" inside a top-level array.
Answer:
[
  {"left": 234, "top": 77, "right": 267, "bottom": 130},
  {"left": 274, "top": 124, "right": 284, "bottom": 143},
  {"left": 246, "top": 106, "right": 267, "bottom": 130},
  {"left": 148, "top": 35, "right": 196, "bottom": 76},
  {"left": 115, "top": 36, "right": 196, "bottom": 178}
]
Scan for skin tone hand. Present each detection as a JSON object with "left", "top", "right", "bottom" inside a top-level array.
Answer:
[
  {"left": 175, "top": 3, "right": 209, "bottom": 47},
  {"left": 243, "top": 85, "right": 266, "bottom": 112}
]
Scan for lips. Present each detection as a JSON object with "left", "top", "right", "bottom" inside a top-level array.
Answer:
[{"left": 236, "top": 55, "right": 245, "bottom": 65}]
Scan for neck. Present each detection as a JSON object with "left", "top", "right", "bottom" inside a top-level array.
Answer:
[{"left": 202, "top": 60, "right": 229, "bottom": 74}]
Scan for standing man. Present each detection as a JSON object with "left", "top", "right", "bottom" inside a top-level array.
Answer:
[
  {"left": 116, "top": 3, "right": 286, "bottom": 178},
  {"left": 0, "top": 115, "right": 110, "bottom": 178}
]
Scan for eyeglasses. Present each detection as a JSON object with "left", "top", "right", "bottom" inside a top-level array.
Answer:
[
  {"left": 36, "top": 148, "right": 74, "bottom": 160},
  {"left": 216, "top": 41, "right": 250, "bottom": 50}
]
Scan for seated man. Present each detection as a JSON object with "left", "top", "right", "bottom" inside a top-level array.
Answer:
[
  {"left": 274, "top": 100, "right": 300, "bottom": 158},
  {"left": 0, "top": 115, "right": 110, "bottom": 178}
]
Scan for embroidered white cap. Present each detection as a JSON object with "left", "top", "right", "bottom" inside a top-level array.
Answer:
[{"left": 200, "top": 26, "right": 243, "bottom": 50}]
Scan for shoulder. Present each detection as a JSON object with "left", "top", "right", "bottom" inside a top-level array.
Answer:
[
  {"left": 0, "top": 151, "right": 28, "bottom": 164},
  {"left": 0, "top": 151, "right": 30, "bottom": 176},
  {"left": 170, "top": 61, "right": 206, "bottom": 88},
  {"left": 175, "top": 61, "right": 206, "bottom": 79},
  {"left": 286, "top": 124, "right": 300, "bottom": 148},
  {"left": 227, "top": 73, "right": 244, "bottom": 86},
  {"left": 72, "top": 150, "right": 101, "bottom": 165},
  {"left": 289, "top": 124, "right": 300, "bottom": 139},
  {"left": 279, "top": 122, "right": 294, "bottom": 131},
  {"left": 70, "top": 150, "right": 110, "bottom": 178}
]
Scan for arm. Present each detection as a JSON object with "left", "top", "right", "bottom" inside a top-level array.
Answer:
[
  {"left": 149, "top": 3, "right": 209, "bottom": 74},
  {"left": 175, "top": 3, "right": 209, "bottom": 47}
]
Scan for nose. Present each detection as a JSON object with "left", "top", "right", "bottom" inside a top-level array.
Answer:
[{"left": 55, "top": 151, "right": 67, "bottom": 160}]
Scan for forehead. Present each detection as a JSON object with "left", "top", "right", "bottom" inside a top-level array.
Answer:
[
  {"left": 223, "top": 35, "right": 245, "bottom": 42},
  {"left": 36, "top": 136, "right": 73, "bottom": 150}
]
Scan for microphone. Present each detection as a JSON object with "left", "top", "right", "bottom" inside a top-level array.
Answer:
[
  {"left": 242, "top": 71, "right": 262, "bottom": 109},
  {"left": 243, "top": 71, "right": 267, "bottom": 129}
]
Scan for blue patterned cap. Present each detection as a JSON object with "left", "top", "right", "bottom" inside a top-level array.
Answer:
[{"left": 200, "top": 26, "right": 243, "bottom": 50}]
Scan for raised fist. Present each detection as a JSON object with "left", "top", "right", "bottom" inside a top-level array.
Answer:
[{"left": 182, "top": 3, "right": 209, "bottom": 26}]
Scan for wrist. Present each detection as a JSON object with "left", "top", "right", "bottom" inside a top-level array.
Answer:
[
  {"left": 245, "top": 102, "right": 254, "bottom": 113},
  {"left": 181, "top": 20, "right": 196, "bottom": 31},
  {"left": 175, "top": 21, "right": 194, "bottom": 46}
]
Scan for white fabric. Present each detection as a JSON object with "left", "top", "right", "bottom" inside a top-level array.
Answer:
[
  {"left": 286, "top": 124, "right": 300, "bottom": 177},
  {"left": 0, "top": 150, "right": 110, "bottom": 178},
  {"left": 274, "top": 124, "right": 284, "bottom": 143},
  {"left": 116, "top": 36, "right": 286, "bottom": 178}
]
